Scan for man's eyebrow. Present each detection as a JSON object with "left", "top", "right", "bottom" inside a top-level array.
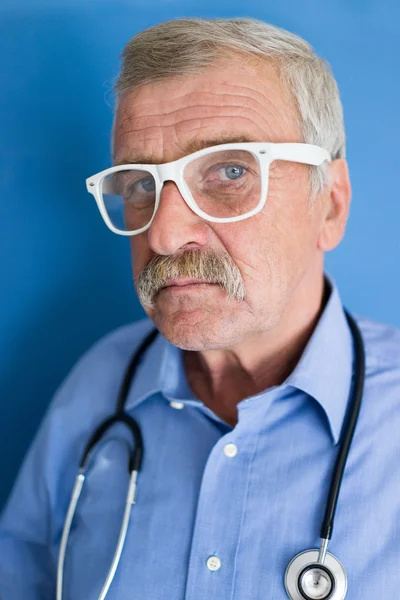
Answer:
[{"left": 114, "top": 134, "right": 257, "bottom": 166}]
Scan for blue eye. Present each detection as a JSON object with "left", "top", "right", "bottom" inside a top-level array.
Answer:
[
  {"left": 224, "top": 165, "right": 244, "bottom": 179},
  {"left": 135, "top": 176, "right": 155, "bottom": 193}
]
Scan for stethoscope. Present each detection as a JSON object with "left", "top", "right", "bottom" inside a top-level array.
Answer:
[{"left": 56, "top": 309, "right": 365, "bottom": 600}]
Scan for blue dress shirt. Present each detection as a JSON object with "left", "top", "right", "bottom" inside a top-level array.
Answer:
[{"left": 1, "top": 274, "right": 400, "bottom": 599}]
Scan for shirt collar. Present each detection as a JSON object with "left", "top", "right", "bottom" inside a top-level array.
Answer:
[
  {"left": 284, "top": 273, "right": 354, "bottom": 444},
  {"left": 125, "top": 273, "right": 354, "bottom": 445},
  {"left": 124, "top": 322, "right": 198, "bottom": 412}
]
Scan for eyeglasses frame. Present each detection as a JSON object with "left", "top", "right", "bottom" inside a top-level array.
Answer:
[{"left": 86, "top": 142, "right": 332, "bottom": 236}]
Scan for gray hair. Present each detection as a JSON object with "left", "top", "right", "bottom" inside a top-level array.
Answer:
[{"left": 111, "top": 17, "right": 346, "bottom": 197}]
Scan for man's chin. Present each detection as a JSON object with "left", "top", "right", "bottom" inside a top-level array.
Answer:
[{"left": 151, "top": 315, "right": 226, "bottom": 351}]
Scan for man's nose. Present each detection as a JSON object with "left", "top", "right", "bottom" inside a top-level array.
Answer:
[{"left": 147, "top": 180, "right": 211, "bottom": 255}]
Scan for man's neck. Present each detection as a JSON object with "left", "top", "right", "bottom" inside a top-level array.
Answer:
[{"left": 183, "top": 276, "right": 330, "bottom": 427}]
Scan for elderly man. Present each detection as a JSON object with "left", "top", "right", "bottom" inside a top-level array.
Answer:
[{"left": 1, "top": 16, "right": 399, "bottom": 600}]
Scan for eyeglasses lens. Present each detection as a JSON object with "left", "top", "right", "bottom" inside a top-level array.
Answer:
[{"left": 101, "top": 150, "right": 261, "bottom": 233}]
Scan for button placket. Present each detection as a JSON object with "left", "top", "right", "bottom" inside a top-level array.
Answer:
[{"left": 184, "top": 420, "right": 263, "bottom": 600}]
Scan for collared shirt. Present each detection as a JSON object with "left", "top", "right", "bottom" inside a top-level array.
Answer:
[{"left": 1, "top": 274, "right": 400, "bottom": 599}]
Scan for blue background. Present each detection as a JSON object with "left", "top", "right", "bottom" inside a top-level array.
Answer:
[{"left": 1, "top": 0, "right": 399, "bottom": 508}]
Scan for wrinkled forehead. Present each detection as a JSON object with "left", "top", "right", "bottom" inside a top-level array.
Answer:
[{"left": 111, "top": 57, "right": 301, "bottom": 164}]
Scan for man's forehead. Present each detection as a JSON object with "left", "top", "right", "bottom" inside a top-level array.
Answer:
[{"left": 112, "top": 58, "right": 300, "bottom": 165}]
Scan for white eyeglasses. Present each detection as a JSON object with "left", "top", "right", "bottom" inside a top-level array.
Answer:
[{"left": 86, "top": 142, "right": 331, "bottom": 236}]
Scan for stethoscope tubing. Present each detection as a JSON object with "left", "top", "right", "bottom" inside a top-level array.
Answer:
[
  {"left": 56, "top": 469, "right": 138, "bottom": 600},
  {"left": 57, "top": 472, "right": 85, "bottom": 600},
  {"left": 56, "top": 328, "right": 158, "bottom": 600},
  {"left": 56, "top": 310, "right": 365, "bottom": 600},
  {"left": 319, "top": 310, "right": 365, "bottom": 541}
]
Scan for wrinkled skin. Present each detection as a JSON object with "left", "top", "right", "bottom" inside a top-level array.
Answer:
[{"left": 112, "top": 55, "right": 351, "bottom": 425}]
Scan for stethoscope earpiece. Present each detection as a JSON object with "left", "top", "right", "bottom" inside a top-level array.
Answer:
[{"left": 284, "top": 548, "right": 347, "bottom": 600}]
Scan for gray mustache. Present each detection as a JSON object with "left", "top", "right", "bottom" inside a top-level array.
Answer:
[{"left": 135, "top": 248, "right": 245, "bottom": 309}]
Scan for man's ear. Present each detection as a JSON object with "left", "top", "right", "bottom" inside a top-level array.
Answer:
[{"left": 317, "top": 158, "right": 352, "bottom": 252}]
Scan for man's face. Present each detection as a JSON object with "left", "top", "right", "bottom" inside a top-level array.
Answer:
[{"left": 113, "top": 57, "right": 333, "bottom": 350}]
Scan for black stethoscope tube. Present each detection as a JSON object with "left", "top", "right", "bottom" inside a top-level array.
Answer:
[
  {"left": 80, "top": 413, "right": 144, "bottom": 473},
  {"left": 80, "top": 327, "right": 158, "bottom": 474},
  {"left": 320, "top": 309, "right": 365, "bottom": 541},
  {"left": 115, "top": 328, "right": 159, "bottom": 414}
]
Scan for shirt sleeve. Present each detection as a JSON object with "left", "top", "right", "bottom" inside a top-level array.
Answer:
[
  {"left": 0, "top": 334, "right": 120, "bottom": 599},
  {"left": 0, "top": 407, "right": 59, "bottom": 599},
  {"left": 0, "top": 319, "right": 149, "bottom": 599},
  {"left": 0, "top": 351, "right": 97, "bottom": 600}
]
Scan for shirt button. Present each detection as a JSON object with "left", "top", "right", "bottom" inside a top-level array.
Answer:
[
  {"left": 223, "top": 443, "right": 238, "bottom": 458},
  {"left": 170, "top": 401, "right": 185, "bottom": 409},
  {"left": 206, "top": 555, "right": 221, "bottom": 571}
]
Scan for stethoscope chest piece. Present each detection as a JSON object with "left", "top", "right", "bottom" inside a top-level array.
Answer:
[{"left": 284, "top": 550, "right": 347, "bottom": 600}]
